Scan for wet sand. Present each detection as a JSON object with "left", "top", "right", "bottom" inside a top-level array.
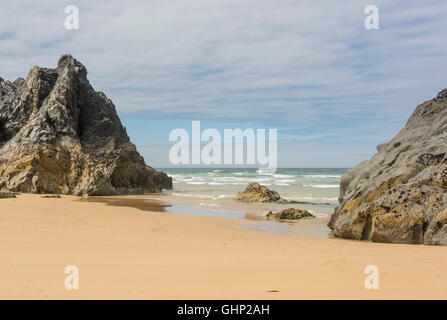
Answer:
[
  {"left": 81, "top": 194, "right": 332, "bottom": 238},
  {"left": 1, "top": 194, "right": 447, "bottom": 299}
]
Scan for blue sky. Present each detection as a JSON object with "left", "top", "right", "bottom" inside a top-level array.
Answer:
[{"left": 0, "top": 0, "right": 446, "bottom": 167}]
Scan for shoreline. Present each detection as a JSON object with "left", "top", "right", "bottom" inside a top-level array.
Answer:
[
  {"left": 81, "top": 193, "right": 332, "bottom": 239},
  {"left": 1, "top": 194, "right": 447, "bottom": 299}
]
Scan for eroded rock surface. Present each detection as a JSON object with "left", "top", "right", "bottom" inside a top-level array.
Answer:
[
  {"left": 328, "top": 89, "right": 447, "bottom": 245},
  {"left": 0, "top": 54, "right": 172, "bottom": 195},
  {"left": 267, "top": 208, "right": 314, "bottom": 220}
]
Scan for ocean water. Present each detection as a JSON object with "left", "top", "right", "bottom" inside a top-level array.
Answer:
[
  {"left": 82, "top": 168, "right": 347, "bottom": 238},
  {"left": 160, "top": 168, "right": 346, "bottom": 217}
]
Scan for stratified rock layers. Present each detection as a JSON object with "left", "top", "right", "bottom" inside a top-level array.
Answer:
[
  {"left": 0, "top": 54, "right": 172, "bottom": 195},
  {"left": 328, "top": 89, "right": 447, "bottom": 245}
]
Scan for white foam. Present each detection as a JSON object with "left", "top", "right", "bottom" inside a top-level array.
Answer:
[
  {"left": 303, "top": 184, "right": 339, "bottom": 188},
  {"left": 170, "top": 174, "right": 187, "bottom": 180},
  {"left": 273, "top": 174, "right": 295, "bottom": 178},
  {"left": 287, "top": 196, "right": 338, "bottom": 202},
  {"left": 172, "top": 192, "right": 193, "bottom": 197},
  {"left": 172, "top": 192, "right": 215, "bottom": 198},
  {"left": 217, "top": 194, "right": 235, "bottom": 199},
  {"left": 315, "top": 213, "right": 329, "bottom": 218},
  {"left": 199, "top": 202, "right": 221, "bottom": 207},
  {"left": 304, "top": 175, "right": 342, "bottom": 178},
  {"left": 256, "top": 168, "right": 276, "bottom": 175},
  {"left": 276, "top": 179, "right": 296, "bottom": 183}
]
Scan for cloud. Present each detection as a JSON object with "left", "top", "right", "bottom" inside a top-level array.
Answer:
[{"left": 0, "top": 0, "right": 446, "bottom": 166}]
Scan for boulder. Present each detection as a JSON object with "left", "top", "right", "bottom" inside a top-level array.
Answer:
[
  {"left": 235, "top": 182, "right": 281, "bottom": 202},
  {"left": 0, "top": 188, "right": 16, "bottom": 199},
  {"left": 267, "top": 208, "right": 314, "bottom": 220},
  {"left": 0, "top": 54, "right": 172, "bottom": 195},
  {"left": 328, "top": 89, "right": 447, "bottom": 245},
  {"left": 235, "top": 182, "right": 306, "bottom": 204}
]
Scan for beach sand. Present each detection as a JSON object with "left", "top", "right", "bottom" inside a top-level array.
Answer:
[{"left": 1, "top": 194, "right": 447, "bottom": 299}]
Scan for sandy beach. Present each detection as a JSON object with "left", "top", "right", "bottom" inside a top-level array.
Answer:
[{"left": 1, "top": 194, "right": 447, "bottom": 299}]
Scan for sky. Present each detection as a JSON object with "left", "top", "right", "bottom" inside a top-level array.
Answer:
[{"left": 0, "top": 0, "right": 446, "bottom": 168}]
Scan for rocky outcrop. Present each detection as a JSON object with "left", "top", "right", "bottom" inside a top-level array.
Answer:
[
  {"left": 0, "top": 54, "right": 172, "bottom": 195},
  {"left": 328, "top": 89, "right": 447, "bottom": 245},
  {"left": 0, "top": 188, "right": 15, "bottom": 199},
  {"left": 267, "top": 208, "right": 314, "bottom": 220}
]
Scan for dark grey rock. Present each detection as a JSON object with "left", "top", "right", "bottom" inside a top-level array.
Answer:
[{"left": 0, "top": 54, "right": 172, "bottom": 195}]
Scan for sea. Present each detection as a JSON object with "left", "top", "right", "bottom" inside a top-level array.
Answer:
[
  {"left": 160, "top": 168, "right": 346, "bottom": 218},
  {"left": 84, "top": 168, "right": 347, "bottom": 238}
]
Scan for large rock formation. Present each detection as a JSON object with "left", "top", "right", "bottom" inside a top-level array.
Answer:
[
  {"left": 0, "top": 54, "right": 172, "bottom": 195},
  {"left": 328, "top": 89, "right": 447, "bottom": 245}
]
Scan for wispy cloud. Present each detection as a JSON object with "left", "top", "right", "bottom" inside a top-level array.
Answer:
[{"left": 0, "top": 0, "right": 445, "bottom": 166}]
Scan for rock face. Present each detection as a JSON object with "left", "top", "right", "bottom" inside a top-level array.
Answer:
[
  {"left": 0, "top": 54, "right": 172, "bottom": 195},
  {"left": 267, "top": 208, "right": 314, "bottom": 220},
  {"left": 328, "top": 89, "right": 447, "bottom": 245},
  {"left": 235, "top": 182, "right": 281, "bottom": 202}
]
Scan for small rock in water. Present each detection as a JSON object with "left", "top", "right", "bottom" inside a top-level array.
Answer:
[
  {"left": 235, "top": 182, "right": 303, "bottom": 203},
  {"left": 235, "top": 182, "right": 281, "bottom": 202},
  {"left": 267, "top": 208, "right": 314, "bottom": 220}
]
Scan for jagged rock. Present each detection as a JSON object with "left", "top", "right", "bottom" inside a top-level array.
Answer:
[
  {"left": 0, "top": 188, "right": 15, "bottom": 198},
  {"left": 235, "top": 182, "right": 281, "bottom": 202},
  {"left": 267, "top": 208, "right": 314, "bottom": 220},
  {"left": 0, "top": 54, "right": 172, "bottom": 196},
  {"left": 328, "top": 89, "right": 447, "bottom": 245},
  {"left": 275, "top": 198, "right": 321, "bottom": 204}
]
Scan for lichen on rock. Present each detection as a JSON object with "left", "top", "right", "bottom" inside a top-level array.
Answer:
[
  {"left": 328, "top": 89, "right": 447, "bottom": 245},
  {"left": 235, "top": 182, "right": 281, "bottom": 202},
  {"left": 267, "top": 208, "right": 314, "bottom": 220},
  {"left": 235, "top": 182, "right": 304, "bottom": 203},
  {"left": 0, "top": 54, "right": 172, "bottom": 196}
]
